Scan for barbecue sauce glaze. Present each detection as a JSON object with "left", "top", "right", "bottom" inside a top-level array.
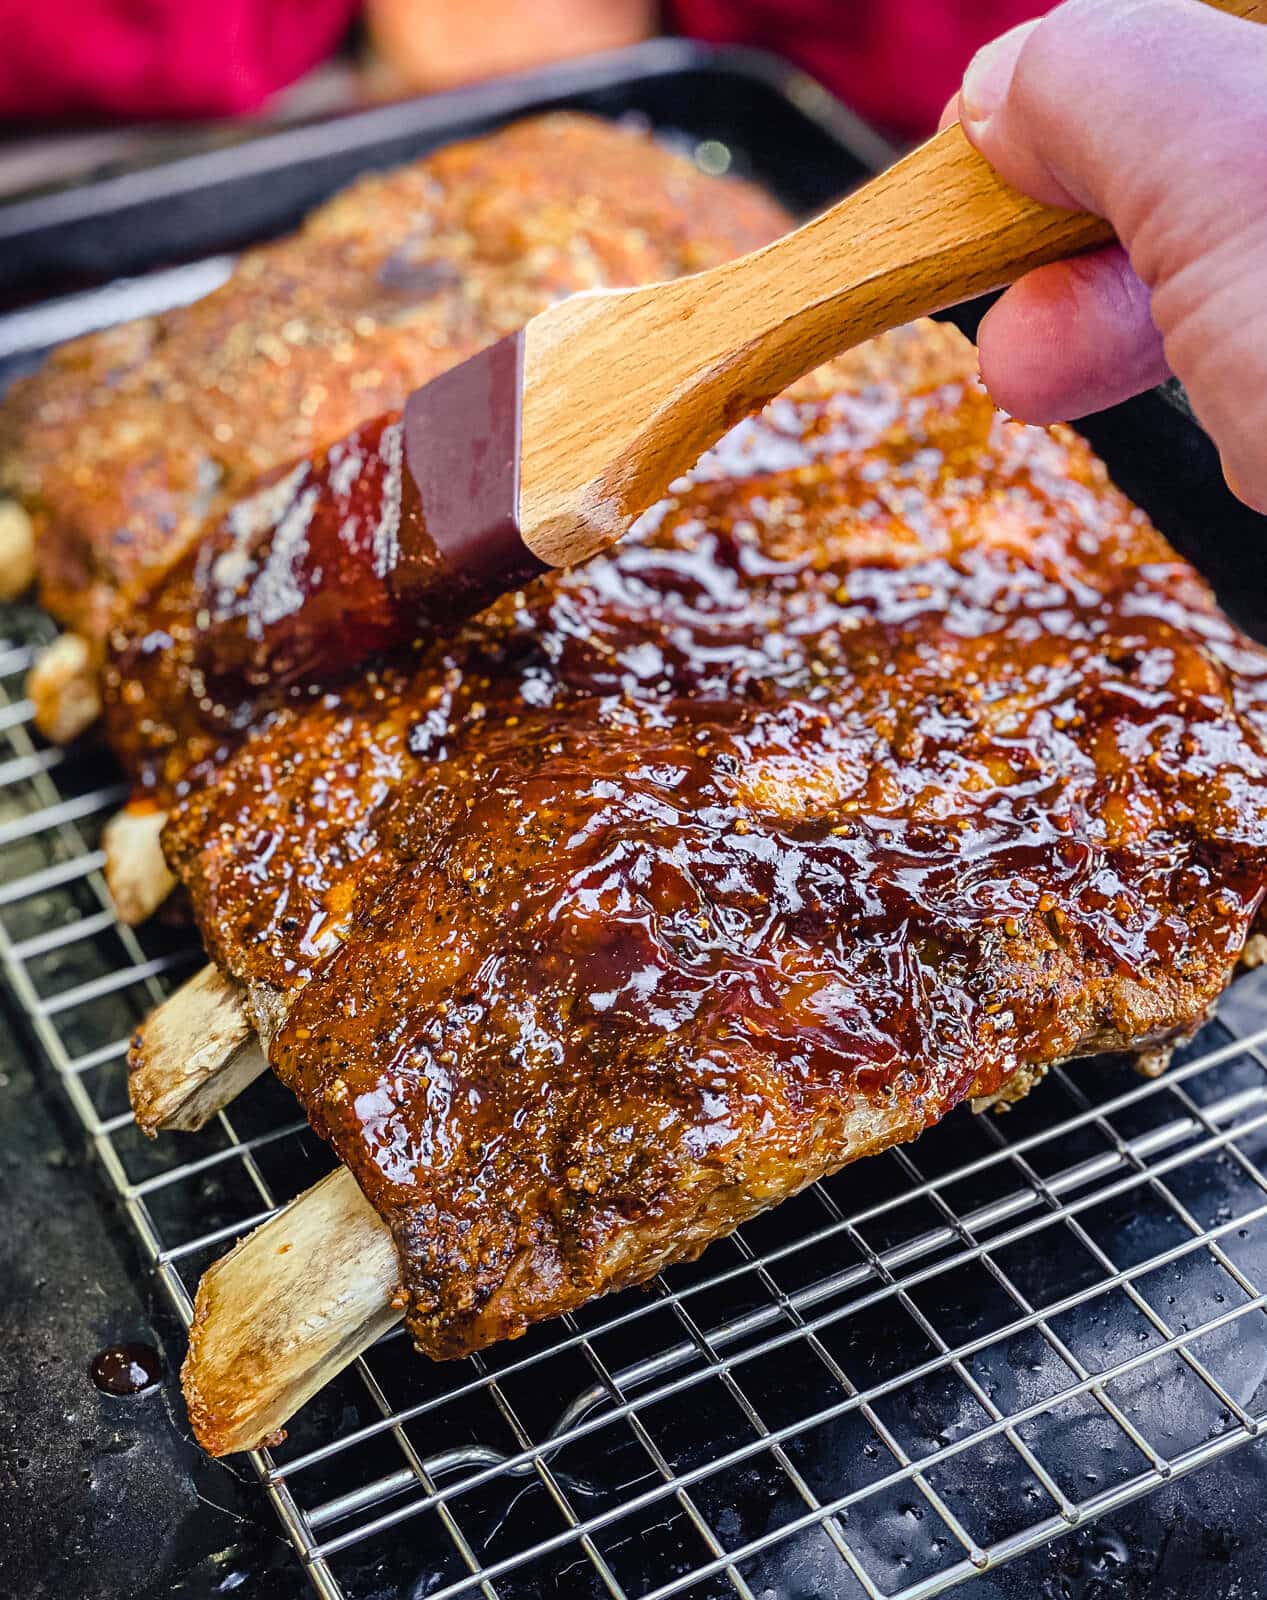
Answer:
[
  {"left": 189, "top": 414, "right": 417, "bottom": 690},
  {"left": 186, "top": 333, "right": 535, "bottom": 694},
  {"left": 156, "top": 328, "right": 1267, "bottom": 1358}
]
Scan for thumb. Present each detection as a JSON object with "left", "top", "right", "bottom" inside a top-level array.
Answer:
[{"left": 956, "top": 0, "right": 1267, "bottom": 512}]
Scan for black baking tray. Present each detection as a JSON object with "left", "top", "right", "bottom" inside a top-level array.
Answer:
[
  {"left": 4, "top": 39, "right": 1267, "bottom": 1600},
  {"left": 0, "top": 39, "right": 894, "bottom": 302}
]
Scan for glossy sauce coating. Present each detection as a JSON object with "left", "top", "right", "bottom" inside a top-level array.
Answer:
[
  {"left": 89, "top": 1343, "right": 163, "bottom": 1396},
  {"left": 164, "top": 324, "right": 1267, "bottom": 1358},
  {"left": 188, "top": 413, "right": 419, "bottom": 692},
  {"left": 189, "top": 332, "right": 535, "bottom": 696}
]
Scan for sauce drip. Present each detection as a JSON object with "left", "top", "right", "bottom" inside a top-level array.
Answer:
[{"left": 89, "top": 1343, "right": 163, "bottom": 1396}]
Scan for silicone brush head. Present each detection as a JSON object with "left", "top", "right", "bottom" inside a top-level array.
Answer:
[{"left": 189, "top": 333, "right": 540, "bottom": 693}]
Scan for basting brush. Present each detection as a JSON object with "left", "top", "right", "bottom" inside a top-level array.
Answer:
[{"left": 192, "top": 0, "right": 1265, "bottom": 692}]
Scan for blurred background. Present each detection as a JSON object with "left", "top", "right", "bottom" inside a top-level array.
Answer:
[{"left": 0, "top": 0, "right": 1054, "bottom": 197}]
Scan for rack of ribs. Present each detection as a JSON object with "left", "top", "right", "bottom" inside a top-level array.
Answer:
[
  {"left": 0, "top": 113, "right": 791, "bottom": 921},
  {"left": 128, "top": 322, "right": 976, "bottom": 1131},
  {"left": 151, "top": 320, "right": 1267, "bottom": 1453}
]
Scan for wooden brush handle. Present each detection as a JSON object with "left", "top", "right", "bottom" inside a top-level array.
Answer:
[
  {"left": 715, "top": 0, "right": 1267, "bottom": 385},
  {"left": 519, "top": 0, "right": 1266, "bottom": 569},
  {"left": 701, "top": 127, "right": 1107, "bottom": 392}
]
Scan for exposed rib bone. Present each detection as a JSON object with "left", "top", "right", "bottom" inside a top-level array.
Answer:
[
  {"left": 182, "top": 1166, "right": 401, "bottom": 1456},
  {"left": 970, "top": 1060, "right": 1050, "bottom": 1114},
  {"left": 104, "top": 804, "right": 176, "bottom": 925},
  {"left": 130, "top": 964, "right": 268, "bottom": 1135},
  {"left": 0, "top": 500, "right": 35, "bottom": 601},
  {"left": 176, "top": 1031, "right": 1177, "bottom": 1457},
  {"left": 28, "top": 631, "right": 101, "bottom": 742}
]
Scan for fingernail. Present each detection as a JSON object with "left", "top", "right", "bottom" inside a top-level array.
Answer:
[
  {"left": 960, "top": 35, "right": 1015, "bottom": 129},
  {"left": 960, "top": 20, "right": 1038, "bottom": 133}
]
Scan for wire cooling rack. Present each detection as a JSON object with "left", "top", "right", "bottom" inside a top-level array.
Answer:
[{"left": 4, "top": 603, "right": 1267, "bottom": 1600}]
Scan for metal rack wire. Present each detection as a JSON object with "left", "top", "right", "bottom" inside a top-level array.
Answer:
[{"left": 4, "top": 616, "right": 1267, "bottom": 1599}]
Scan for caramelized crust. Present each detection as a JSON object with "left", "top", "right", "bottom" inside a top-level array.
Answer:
[
  {"left": 0, "top": 114, "right": 789, "bottom": 641},
  {"left": 162, "top": 322, "right": 1267, "bottom": 1359}
]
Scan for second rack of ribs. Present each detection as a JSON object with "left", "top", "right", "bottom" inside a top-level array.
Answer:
[
  {"left": 156, "top": 322, "right": 1267, "bottom": 1360},
  {"left": 1, "top": 113, "right": 788, "bottom": 663}
]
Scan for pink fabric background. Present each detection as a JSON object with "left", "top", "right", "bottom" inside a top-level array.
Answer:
[
  {"left": 0, "top": 0, "right": 1048, "bottom": 135},
  {"left": 0, "top": 0, "right": 356, "bottom": 119},
  {"left": 670, "top": 0, "right": 1050, "bottom": 137}
]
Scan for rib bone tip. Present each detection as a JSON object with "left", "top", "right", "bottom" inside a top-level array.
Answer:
[
  {"left": 181, "top": 1167, "right": 401, "bottom": 1455},
  {"left": 129, "top": 964, "right": 267, "bottom": 1135},
  {"left": 28, "top": 631, "right": 102, "bottom": 743},
  {"left": 104, "top": 805, "right": 177, "bottom": 925},
  {"left": 0, "top": 500, "right": 35, "bottom": 602}
]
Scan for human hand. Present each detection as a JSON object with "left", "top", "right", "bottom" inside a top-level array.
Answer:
[{"left": 943, "top": 0, "right": 1267, "bottom": 510}]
